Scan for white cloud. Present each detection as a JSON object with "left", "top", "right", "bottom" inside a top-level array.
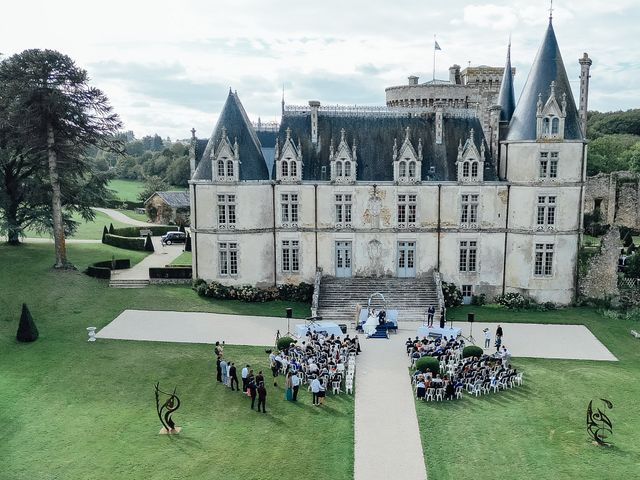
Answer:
[{"left": 462, "top": 4, "right": 518, "bottom": 30}]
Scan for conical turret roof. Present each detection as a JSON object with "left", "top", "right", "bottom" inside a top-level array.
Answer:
[
  {"left": 507, "top": 20, "right": 583, "bottom": 141},
  {"left": 497, "top": 43, "right": 516, "bottom": 123},
  {"left": 192, "top": 90, "right": 270, "bottom": 181}
]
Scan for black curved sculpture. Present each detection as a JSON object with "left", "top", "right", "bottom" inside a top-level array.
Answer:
[
  {"left": 155, "top": 382, "right": 181, "bottom": 433},
  {"left": 586, "top": 398, "right": 613, "bottom": 446}
]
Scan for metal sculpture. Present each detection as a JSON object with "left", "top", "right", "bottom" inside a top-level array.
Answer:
[
  {"left": 155, "top": 382, "right": 181, "bottom": 433},
  {"left": 586, "top": 398, "right": 613, "bottom": 446}
]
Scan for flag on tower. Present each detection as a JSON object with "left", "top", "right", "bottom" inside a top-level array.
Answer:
[{"left": 434, "top": 40, "right": 442, "bottom": 50}]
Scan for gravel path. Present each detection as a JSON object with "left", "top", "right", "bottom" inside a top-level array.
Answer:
[
  {"left": 93, "top": 207, "right": 155, "bottom": 226},
  {"left": 109, "top": 238, "right": 184, "bottom": 281}
]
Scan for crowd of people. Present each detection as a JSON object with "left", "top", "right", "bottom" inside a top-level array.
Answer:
[
  {"left": 213, "top": 332, "right": 359, "bottom": 411},
  {"left": 407, "top": 334, "right": 522, "bottom": 401}
]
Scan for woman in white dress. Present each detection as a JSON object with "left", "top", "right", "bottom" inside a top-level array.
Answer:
[{"left": 363, "top": 309, "right": 379, "bottom": 336}]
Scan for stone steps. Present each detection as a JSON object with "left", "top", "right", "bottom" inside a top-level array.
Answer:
[{"left": 109, "top": 279, "right": 150, "bottom": 288}]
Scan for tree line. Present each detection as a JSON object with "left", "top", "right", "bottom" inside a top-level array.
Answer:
[{"left": 586, "top": 109, "right": 640, "bottom": 175}]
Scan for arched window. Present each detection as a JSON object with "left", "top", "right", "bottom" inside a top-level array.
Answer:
[
  {"left": 551, "top": 117, "right": 560, "bottom": 135},
  {"left": 281, "top": 161, "right": 288, "bottom": 177},
  {"left": 344, "top": 161, "right": 351, "bottom": 176},
  {"left": 542, "top": 117, "right": 550, "bottom": 135},
  {"left": 226, "top": 160, "right": 234, "bottom": 177},
  {"left": 336, "top": 161, "right": 343, "bottom": 177},
  {"left": 399, "top": 161, "right": 406, "bottom": 177},
  {"left": 290, "top": 161, "right": 297, "bottom": 177},
  {"left": 462, "top": 161, "right": 470, "bottom": 177},
  {"left": 408, "top": 161, "right": 416, "bottom": 178},
  {"left": 471, "top": 161, "right": 478, "bottom": 177},
  {"left": 217, "top": 160, "right": 225, "bottom": 177}
]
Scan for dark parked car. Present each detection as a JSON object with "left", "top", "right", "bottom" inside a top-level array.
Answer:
[{"left": 161, "top": 231, "right": 186, "bottom": 245}]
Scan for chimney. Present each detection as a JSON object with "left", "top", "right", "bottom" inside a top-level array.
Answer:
[
  {"left": 309, "top": 100, "right": 320, "bottom": 145},
  {"left": 189, "top": 127, "right": 197, "bottom": 176},
  {"left": 578, "top": 52, "right": 592, "bottom": 138},
  {"left": 408, "top": 75, "right": 419, "bottom": 86},
  {"left": 449, "top": 64, "right": 461, "bottom": 84}
]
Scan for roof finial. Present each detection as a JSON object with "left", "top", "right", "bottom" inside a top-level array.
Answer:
[
  {"left": 281, "top": 84, "right": 285, "bottom": 116},
  {"left": 191, "top": 127, "right": 196, "bottom": 139},
  {"left": 340, "top": 128, "right": 346, "bottom": 142},
  {"left": 549, "top": 0, "right": 553, "bottom": 23},
  {"left": 286, "top": 126, "right": 291, "bottom": 141}
]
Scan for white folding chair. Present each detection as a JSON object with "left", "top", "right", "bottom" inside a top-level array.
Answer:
[
  {"left": 345, "top": 381, "right": 353, "bottom": 394},
  {"left": 455, "top": 386, "right": 463, "bottom": 399},
  {"left": 435, "top": 388, "right": 444, "bottom": 401},
  {"left": 425, "top": 388, "right": 435, "bottom": 401}
]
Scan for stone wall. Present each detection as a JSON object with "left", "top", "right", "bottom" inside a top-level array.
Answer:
[
  {"left": 584, "top": 171, "right": 640, "bottom": 228},
  {"left": 579, "top": 227, "right": 620, "bottom": 300}
]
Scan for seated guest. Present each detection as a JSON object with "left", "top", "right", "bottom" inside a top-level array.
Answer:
[{"left": 416, "top": 376, "right": 426, "bottom": 400}]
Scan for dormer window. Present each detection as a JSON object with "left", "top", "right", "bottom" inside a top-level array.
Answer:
[
  {"left": 274, "top": 128, "right": 303, "bottom": 183},
  {"left": 330, "top": 129, "right": 357, "bottom": 184},
  {"left": 457, "top": 129, "right": 485, "bottom": 183},
  {"left": 212, "top": 126, "right": 240, "bottom": 183},
  {"left": 537, "top": 81, "right": 567, "bottom": 141},
  {"left": 393, "top": 127, "right": 422, "bottom": 184}
]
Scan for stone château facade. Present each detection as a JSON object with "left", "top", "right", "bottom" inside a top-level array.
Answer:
[{"left": 189, "top": 18, "right": 592, "bottom": 304}]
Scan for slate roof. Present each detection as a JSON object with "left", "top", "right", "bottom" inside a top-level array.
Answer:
[
  {"left": 148, "top": 191, "right": 190, "bottom": 207},
  {"left": 497, "top": 44, "right": 516, "bottom": 123},
  {"left": 192, "top": 91, "right": 270, "bottom": 181},
  {"left": 507, "top": 20, "right": 583, "bottom": 141},
  {"left": 274, "top": 112, "right": 495, "bottom": 182}
]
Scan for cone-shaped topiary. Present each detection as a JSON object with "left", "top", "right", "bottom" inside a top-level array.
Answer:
[
  {"left": 184, "top": 233, "right": 192, "bottom": 252},
  {"left": 462, "top": 345, "right": 484, "bottom": 359},
  {"left": 16, "top": 303, "right": 39, "bottom": 342},
  {"left": 415, "top": 356, "right": 439, "bottom": 376},
  {"left": 144, "top": 233, "right": 155, "bottom": 252},
  {"left": 101, "top": 226, "right": 108, "bottom": 243},
  {"left": 276, "top": 336, "right": 295, "bottom": 351},
  {"left": 108, "top": 223, "right": 114, "bottom": 234}
]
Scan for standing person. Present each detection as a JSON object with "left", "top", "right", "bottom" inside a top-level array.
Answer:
[
  {"left": 257, "top": 382, "right": 267, "bottom": 413},
  {"left": 229, "top": 362, "right": 239, "bottom": 391},
  {"left": 355, "top": 335, "right": 361, "bottom": 355},
  {"left": 439, "top": 306, "right": 446, "bottom": 329},
  {"left": 318, "top": 377, "right": 326, "bottom": 406},
  {"left": 241, "top": 364, "right": 250, "bottom": 391},
  {"left": 310, "top": 377, "right": 321, "bottom": 406},
  {"left": 215, "top": 356, "right": 222, "bottom": 383},
  {"left": 495, "top": 325, "right": 503, "bottom": 351},
  {"left": 214, "top": 341, "right": 224, "bottom": 357},
  {"left": 226, "top": 361, "right": 232, "bottom": 387},
  {"left": 256, "top": 370, "right": 265, "bottom": 387},
  {"left": 220, "top": 358, "right": 228, "bottom": 386},
  {"left": 248, "top": 374, "right": 257, "bottom": 409},
  {"left": 284, "top": 372, "right": 293, "bottom": 401},
  {"left": 483, "top": 328, "right": 491, "bottom": 349},
  {"left": 271, "top": 354, "right": 281, "bottom": 387},
  {"left": 291, "top": 371, "right": 300, "bottom": 401},
  {"left": 427, "top": 305, "right": 435, "bottom": 327}
]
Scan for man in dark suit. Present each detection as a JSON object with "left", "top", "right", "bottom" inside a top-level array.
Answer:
[
  {"left": 257, "top": 382, "right": 267, "bottom": 413},
  {"left": 229, "top": 362, "right": 239, "bottom": 391},
  {"left": 377, "top": 309, "right": 387, "bottom": 325}
]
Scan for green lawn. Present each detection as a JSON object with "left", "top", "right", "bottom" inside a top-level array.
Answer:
[
  {"left": 116, "top": 208, "right": 150, "bottom": 222},
  {"left": 417, "top": 304, "right": 640, "bottom": 480},
  {"left": 24, "top": 210, "right": 129, "bottom": 240},
  {"left": 170, "top": 251, "right": 192, "bottom": 266},
  {"left": 108, "top": 179, "right": 146, "bottom": 202},
  {"left": 0, "top": 243, "right": 337, "bottom": 480}
]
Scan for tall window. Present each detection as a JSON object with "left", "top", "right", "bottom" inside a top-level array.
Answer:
[
  {"left": 281, "top": 240, "right": 300, "bottom": 273},
  {"left": 219, "top": 242, "right": 238, "bottom": 276},
  {"left": 460, "top": 194, "right": 479, "bottom": 224},
  {"left": 462, "top": 162, "right": 470, "bottom": 177},
  {"left": 471, "top": 161, "right": 478, "bottom": 177},
  {"left": 399, "top": 161, "right": 406, "bottom": 177},
  {"left": 537, "top": 196, "right": 556, "bottom": 226},
  {"left": 408, "top": 161, "right": 416, "bottom": 178},
  {"left": 542, "top": 117, "right": 550, "bottom": 135},
  {"left": 344, "top": 161, "right": 351, "bottom": 176},
  {"left": 217, "top": 194, "right": 236, "bottom": 227},
  {"left": 335, "top": 194, "right": 352, "bottom": 224},
  {"left": 290, "top": 161, "right": 297, "bottom": 177},
  {"left": 281, "top": 161, "right": 289, "bottom": 177},
  {"left": 281, "top": 193, "right": 299, "bottom": 223},
  {"left": 217, "top": 160, "right": 225, "bottom": 176},
  {"left": 551, "top": 117, "right": 560, "bottom": 135},
  {"left": 336, "top": 161, "right": 343, "bottom": 177},
  {"left": 397, "top": 194, "right": 417, "bottom": 226},
  {"left": 539, "top": 152, "right": 559, "bottom": 179},
  {"left": 534, "top": 243, "right": 554, "bottom": 276},
  {"left": 459, "top": 240, "right": 477, "bottom": 272},
  {"left": 226, "top": 160, "right": 234, "bottom": 177}
]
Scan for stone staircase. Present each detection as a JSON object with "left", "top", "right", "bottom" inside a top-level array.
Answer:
[
  {"left": 108, "top": 278, "right": 150, "bottom": 288},
  {"left": 317, "top": 276, "right": 441, "bottom": 325}
]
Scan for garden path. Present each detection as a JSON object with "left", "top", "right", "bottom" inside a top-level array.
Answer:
[
  {"left": 109, "top": 237, "right": 184, "bottom": 283},
  {"left": 93, "top": 207, "right": 155, "bottom": 226}
]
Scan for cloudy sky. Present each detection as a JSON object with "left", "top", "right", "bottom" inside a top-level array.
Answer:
[{"left": 2, "top": 0, "right": 638, "bottom": 139}]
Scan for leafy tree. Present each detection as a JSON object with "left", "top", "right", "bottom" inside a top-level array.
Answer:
[
  {"left": 0, "top": 49, "right": 122, "bottom": 267},
  {"left": 625, "top": 254, "right": 640, "bottom": 279},
  {"left": 138, "top": 175, "right": 169, "bottom": 203},
  {"left": 586, "top": 134, "right": 640, "bottom": 175}
]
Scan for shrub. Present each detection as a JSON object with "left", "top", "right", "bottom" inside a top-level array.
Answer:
[
  {"left": 471, "top": 293, "right": 486, "bottom": 306},
  {"left": 194, "top": 281, "right": 313, "bottom": 303},
  {"left": 16, "top": 303, "right": 39, "bottom": 342},
  {"left": 442, "top": 281, "right": 463, "bottom": 308},
  {"left": 415, "top": 356, "right": 440, "bottom": 376},
  {"left": 103, "top": 233, "right": 146, "bottom": 251},
  {"left": 101, "top": 226, "right": 108, "bottom": 243},
  {"left": 185, "top": 233, "right": 192, "bottom": 252},
  {"left": 149, "top": 267, "right": 192, "bottom": 279},
  {"left": 108, "top": 223, "right": 114, "bottom": 234},
  {"left": 276, "top": 336, "right": 295, "bottom": 351},
  {"left": 462, "top": 345, "right": 484, "bottom": 359},
  {"left": 111, "top": 225, "right": 175, "bottom": 237},
  {"left": 494, "top": 292, "right": 530, "bottom": 310},
  {"left": 144, "top": 233, "right": 154, "bottom": 252},
  {"left": 278, "top": 282, "right": 313, "bottom": 303}
]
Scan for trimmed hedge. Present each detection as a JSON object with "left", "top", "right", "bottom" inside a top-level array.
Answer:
[
  {"left": 17, "top": 303, "right": 39, "bottom": 343},
  {"left": 103, "top": 233, "right": 146, "bottom": 251},
  {"left": 86, "top": 259, "right": 132, "bottom": 279},
  {"left": 185, "top": 233, "right": 192, "bottom": 252},
  {"left": 149, "top": 267, "right": 192, "bottom": 279},
  {"left": 144, "top": 233, "right": 154, "bottom": 252},
  {"left": 111, "top": 225, "right": 176, "bottom": 237},
  {"left": 277, "top": 336, "right": 295, "bottom": 351},
  {"left": 194, "top": 280, "right": 313, "bottom": 303},
  {"left": 415, "top": 356, "right": 440, "bottom": 376},
  {"left": 462, "top": 345, "right": 484, "bottom": 359}
]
